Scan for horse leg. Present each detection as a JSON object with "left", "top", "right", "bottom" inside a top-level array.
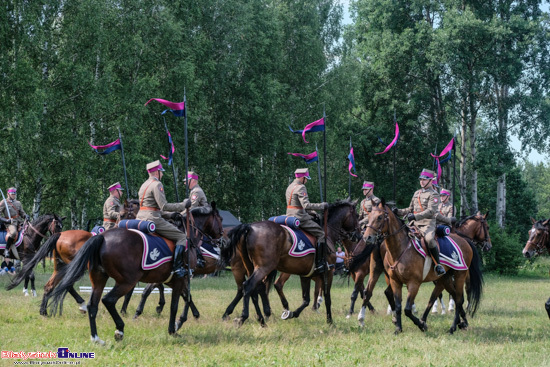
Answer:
[
  {"left": 237, "top": 270, "right": 267, "bottom": 327},
  {"left": 120, "top": 286, "right": 134, "bottom": 316},
  {"left": 546, "top": 297, "right": 550, "bottom": 319},
  {"left": 41, "top": 272, "right": 59, "bottom": 316},
  {"left": 422, "top": 281, "right": 446, "bottom": 323},
  {"left": 102, "top": 283, "right": 134, "bottom": 341},
  {"left": 223, "top": 289, "right": 243, "bottom": 321},
  {"left": 274, "top": 272, "right": 291, "bottom": 313},
  {"left": 449, "top": 274, "right": 468, "bottom": 334},
  {"left": 67, "top": 286, "right": 87, "bottom": 314},
  {"left": 156, "top": 284, "right": 166, "bottom": 315},
  {"left": 133, "top": 283, "right": 156, "bottom": 319},
  {"left": 256, "top": 281, "right": 272, "bottom": 321},
  {"left": 403, "top": 283, "right": 427, "bottom": 332},
  {"left": 283, "top": 277, "right": 311, "bottom": 320},
  {"left": 176, "top": 292, "right": 191, "bottom": 331},
  {"left": 250, "top": 287, "right": 266, "bottom": 327},
  {"left": 346, "top": 272, "right": 363, "bottom": 318},
  {"left": 88, "top": 270, "right": 109, "bottom": 345},
  {"left": 30, "top": 270, "right": 37, "bottom": 297},
  {"left": 23, "top": 275, "right": 30, "bottom": 296},
  {"left": 324, "top": 272, "right": 334, "bottom": 324},
  {"left": 390, "top": 279, "right": 404, "bottom": 334}
]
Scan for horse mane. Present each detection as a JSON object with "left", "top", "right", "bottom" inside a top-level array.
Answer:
[
  {"left": 32, "top": 213, "right": 57, "bottom": 224},
  {"left": 327, "top": 199, "right": 356, "bottom": 216},
  {"left": 456, "top": 214, "right": 477, "bottom": 228}
]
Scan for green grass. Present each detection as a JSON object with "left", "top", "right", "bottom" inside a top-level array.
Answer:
[{"left": 1, "top": 260, "right": 550, "bottom": 366}]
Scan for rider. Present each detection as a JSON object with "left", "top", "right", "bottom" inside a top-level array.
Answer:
[
  {"left": 395, "top": 169, "right": 446, "bottom": 276},
  {"left": 435, "top": 187, "right": 456, "bottom": 227},
  {"left": 103, "top": 182, "right": 124, "bottom": 230},
  {"left": 182, "top": 171, "right": 209, "bottom": 267},
  {"left": 358, "top": 181, "right": 380, "bottom": 235},
  {"left": 136, "top": 160, "right": 190, "bottom": 278},
  {"left": 0, "top": 187, "right": 28, "bottom": 260},
  {"left": 286, "top": 168, "right": 328, "bottom": 273}
]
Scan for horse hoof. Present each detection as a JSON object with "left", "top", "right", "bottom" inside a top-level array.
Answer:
[
  {"left": 234, "top": 318, "right": 245, "bottom": 327},
  {"left": 120, "top": 310, "right": 127, "bottom": 316},
  {"left": 222, "top": 314, "right": 230, "bottom": 321},
  {"left": 420, "top": 321, "right": 428, "bottom": 332},
  {"left": 23, "top": 289, "right": 29, "bottom": 297},
  {"left": 156, "top": 306, "right": 163, "bottom": 315},
  {"left": 175, "top": 321, "right": 182, "bottom": 331},
  {"left": 458, "top": 321, "right": 468, "bottom": 330},
  {"left": 78, "top": 303, "right": 87, "bottom": 314},
  {"left": 346, "top": 314, "right": 351, "bottom": 319},
  {"left": 281, "top": 310, "right": 291, "bottom": 320},
  {"left": 91, "top": 335, "right": 105, "bottom": 345},
  {"left": 114, "top": 330, "right": 124, "bottom": 341},
  {"left": 32, "top": 290, "right": 37, "bottom": 297},
  {"left": 394, "top": 328, "right": 402, "bottom": 335}
]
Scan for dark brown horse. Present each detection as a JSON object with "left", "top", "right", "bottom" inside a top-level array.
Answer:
[
  {"left": 4, "top": 214, "right": 64, "bottom": 296},
  {"left": 522, "top": 218, "right": 550, "bottom": 318},
  {"left": 355, "top": 200, "right": 483, "bottom": 334},
  {"left": 8, "top": 200, "right": 139, "bottom": 316},
  {"left": 219, "top": 199, "right": 364, "bottom": 326},
  {"left": 47, "top": 207, "right": 223, "bottom": 343}
]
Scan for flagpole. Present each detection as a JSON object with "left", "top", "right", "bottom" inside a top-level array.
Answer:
[
  {"left": 393, "top": 110, "right": 396, "bottom": 203},
  {"left": 348, "top": 137, "right": 352, "bottom": 198},
  {"left": 316, "top": 143, "right": 323, "bottom": 202},
  {"left": 452, "top": 135, "right": 456, "bottom": 216},
  {"left": 118, "top": 128, "right": 130, "bottom": 196},
  {"left": 323, "top": 104, "right": 327, "bottom": 202},
  {"left": 184, "top": 89, "right": 189, "bottom": 198},
  {"left": 163, "top": 116, "right": 180, "bottom": 201}
]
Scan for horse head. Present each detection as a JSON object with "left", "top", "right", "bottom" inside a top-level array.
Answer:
[
  {"left": 327, "top": 199, "right": 361, "bottom": 243},
  {"left": 363, "top": 199, "right": 392, "bottom": 246},
  {"left": 24, "top": 214, "right": 64, "bottom": 253},
  {"left": 182, "top": 201, "right": 224, "bottom": 246},
  {"left": 523, "top": 218, "right": 550, "bottom": 259},
  {"left": 121, "top": 199, "right": 139, "bottom": 220}
]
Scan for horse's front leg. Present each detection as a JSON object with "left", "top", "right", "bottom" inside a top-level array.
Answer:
[
  {"left": 390, "top": 278, "right": 403, "bottom": 334},
  {"left": 403, "top": 282, "right": 427, "bottom": 332},
  {"left": 282, "top": 277, "right": 311, "bottom": 320},
  {"left": 169, "top": 280, "right": 184, "bottom": 335},
  {"left": 546, "top": 297, "right": 550, "bottom": 319}
]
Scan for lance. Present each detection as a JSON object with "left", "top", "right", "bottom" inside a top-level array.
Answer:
[
  {"left": 452, "top": 134, "right": 457, "bottom": 216},
  {"left": 316, "top": 143, "right": 323, "bottom": 202},
  {"left": 348, "top": 137, "right": 352, "bottom": 198},
  {"left": 0, "top": 188, "right": 12, "bottom": 223},
  {"left": 323, "top": 104, "right": 327, "bottom": 202},
  {"left": 163, "top": 115, "right": 180, "bottom": 201},
  {"left": 118, "top": 128, "right": 130, "bottom": 196},
  {"left": 184, "top": 89, "right": 189, "bottom": 198},
  {"left": 393, "top": 110, "right": 397, "bottom": 203}
]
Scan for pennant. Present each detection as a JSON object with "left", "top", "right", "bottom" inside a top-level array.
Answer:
[
  {"left": 430, "top": 138, "right": 454, "bottom": 184},
  {"left": 287, "top": 151, "right": 318, "bottom": 164},
  {"left": 375, "top": 122, "right": 400, "bottom": 155},
  {"left": 88, "top": 139, "right": 121, "bottom": 155},
  {"left": 145, "top": 98, "right": 185, "bottom": 117},
  {"left": 348, "top": 147, "right": 358, "bottom": 177},
  {"left": 288, "top": 117, "right": 325, "bottom": 143}
]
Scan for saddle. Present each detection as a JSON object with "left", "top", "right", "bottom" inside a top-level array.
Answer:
[{"left": 408, "top": 225, "right": 451, "bottom": 248}]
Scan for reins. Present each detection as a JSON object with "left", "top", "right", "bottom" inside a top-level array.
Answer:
[{"left": 526, "top": 225, "right": 550, "bottom": 256}]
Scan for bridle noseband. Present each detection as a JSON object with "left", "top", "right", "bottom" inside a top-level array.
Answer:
[
  {"left": 526, "top": 225, "right": 549, "bottom": 256},
  {"left": 455, "top": 216, "right": 491, "bottom": 251},
  {"left": 25, "top": 216, "right": 61, "bottom": 240}
]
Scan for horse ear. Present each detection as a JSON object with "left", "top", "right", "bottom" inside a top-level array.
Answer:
[
  {"left": 61, "top": 216, "right": 67, "bottom": 221},
  {"left": 484, "top": 212, "right": 488, "bottom": 219},
  {"left": 543, "top": 219, "right": 550, "bottom": 227},
  {"left": 476, "top": 211, "right": 481, "bottom": 216},
  {"left": 531, "top": 217, "right": 536, "bottom": 224},
  {"left": 210, "top": 201, "right": 216, "bottom": 211}
]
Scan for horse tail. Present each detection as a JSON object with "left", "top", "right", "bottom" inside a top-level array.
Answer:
[
  {"left": 348, "top": 241, "right": 376, "bottom": 274},
  {"left": 264, "top": 269, "right": 278, "bottom": 294},
  {"left": 218, "top": 223, "right": 251, "bottom": 268},
  {"left": 48, "top": 235, "right": 104, "bottom": 315},
  {"left": 6, "top": 232, "right": 61, "bottom": 291},
  {"left": 466, "top": 241, "right": 484, "bottom": 317}
]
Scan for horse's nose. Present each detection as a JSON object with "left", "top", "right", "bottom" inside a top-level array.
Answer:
[
  {"left": 523, "top": 250, "right": 531, "bottom": 259},
  {"left": 366, "top": 235, "right": 376, "bottom": 245}
]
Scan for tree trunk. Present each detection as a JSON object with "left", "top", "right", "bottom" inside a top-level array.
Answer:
[
  {"left": 459, "top": 101, "right": 470, "bottom": 217},
  {"left": 496, "top": 173, "right": 506, "bottom": 228},
  {"left": 32, "top": 177, "right": 43, "bottom": 219},
  {"left": 71, "top": 197, "right": 79, "bottom": 230},
  {"left": 468, "top": 90, "right": 478, "bottom": 214}
]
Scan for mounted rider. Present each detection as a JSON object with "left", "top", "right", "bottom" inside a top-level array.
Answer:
[
  {"left": 285, "top": 168, "right": 328, "bottom": 272},
  {"left": 394, "top": 169, "right": 446, "bottom": 276},
  {"left": 182, "top": 171, "right": 209, "bottom": 267},
  {"left": 435, "top": 187, "right": 456, "bottom": 227},
  {"left": 358, "top": 181, "right": 380, "bottom": 234},
  {"left": 0, "top": 187, "right": 28, "bottom": 260},
  {"left": 103, "top": 182, "right": 124, "bottom": 230},
  {"left": 136, "top": 160, "right": 190, "bottom": 278}
]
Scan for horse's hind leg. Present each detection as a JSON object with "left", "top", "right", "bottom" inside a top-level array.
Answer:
[
  {"left": 403, "top": 283, "right": 427, "bottom": 332},
  {"left": 274, "top": 273, "right": 291, "bottom": 313},
  {"left": 88, "top": 270, "right": 109, "bottom": 344},
  {"left": 132, "top": 283, "right": 155, "bottom": 319},
  {"left": 238, "top": 269, "right": 268, "bottom": 327},
  {"left": 30, "top": 270, "right": 36, "bottom": 297},
  {"left": 102, "top": 282, "right": 135, "bottom": 341},
  {"left": 120, "top": 287, "right": 134, "bottom": 316},
  {"left": 282, "top": 277, "right": 311, "bottom": 320},
  {"left": 156, "top": 284, "right": 166, "bottom": 315},
  {"left": 422, "top": 281, "right": 446, "bottom": 323},
  {"left": 67, "top": 285, "right": 87, "bottom": 314}
]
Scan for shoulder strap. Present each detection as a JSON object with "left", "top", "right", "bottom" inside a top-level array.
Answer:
[{"left": 140, "top": 180, "right": 156, "bottom": 207}]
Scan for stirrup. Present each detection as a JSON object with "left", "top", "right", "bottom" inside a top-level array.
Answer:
[
  {"left": 196, "top": 258, "right": 205, "bottom": 268},
  {"left": 434, "top": 264, "right": 446, "bottom": 276},
  {"left": 173, "top": 267, "right": 189, "bottom": 278}
]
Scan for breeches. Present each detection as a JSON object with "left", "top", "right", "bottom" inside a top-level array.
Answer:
[
  {"left": 7, "top": 225, "right": 17, "bottom": 240},
  {"left": 418, "top": 225, "right": 437, "bottom": 249},
  {"left": 152, "top": 219, "right": 187, "bottom": 246},
  {"left": 299, "top": 219, "right": 325, "bottom": 242}
]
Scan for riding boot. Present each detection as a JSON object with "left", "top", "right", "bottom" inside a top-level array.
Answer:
[
  {"left": 314, "top": 241, "right": 326, "bottom": 273},
  {"left": 428, "top": 246, "right": 446, "bottom": 276},
  {"left": 173, "top": 244, "right": 188, "bottom": 278},
  {"left": 196, "top": 248, "right": 205, "bottom": 268}
]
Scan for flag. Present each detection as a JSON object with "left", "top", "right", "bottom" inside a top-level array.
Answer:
[
  {"left": 348, "top": 147, "right": 358, "bottom": 177},
  {"left": 288, "top": 117, "right": 325, "bottom": 143},
  {"left": 430, "top": 137, "right": 454, "bottom": 184},
  {"left": 287, "top": 151, "right": 318, "bottom": 164},
  {"left": 375, "top": 122, "right": 400, "bottom": 155},
  {"left": 145, "top": 98, "right": 185, "bottom": 117},
  {"left": 159, "top": 129, "right": 175, "bottom": 166},
  {"left": 88, "top": 139, "right": 121, "bottom": 155}
]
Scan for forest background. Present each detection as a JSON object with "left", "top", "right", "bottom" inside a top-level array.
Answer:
[{"left": 1, "top": 0, "right": 550, "bottom": 273}]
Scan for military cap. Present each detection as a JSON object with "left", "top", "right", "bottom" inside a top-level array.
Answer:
[
  {"left": 294, "top": 168, "right": 311, "bottom": 180},
  {"left": 146, "top": 160, "right": 165, "bottom": 173},
  {"left": 108, "top": 182, "right": 123, "bottom": 192},
  {"left": 418, "top": 168, "right": 436, "bottom": 180},
  {"left": 7, "top": 187, "right": 16, "bottom": 194},
  {"left": 440, "top": 188, "right": 451, "bottom": 196},
  {"left": 362, "top": 181, "right": 374, "bottom": 190}
]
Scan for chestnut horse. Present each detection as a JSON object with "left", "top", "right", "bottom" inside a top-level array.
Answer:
[
  {"left": 47, "top": 208, "right": 223, "bottom": 343},
  {"left": 522, "top": 218, "right": 550, "bottom": 318},
  {"left": 4, "top": 214, "right": 64, "bottom": 296},
  {"left": 219, "top": 199, "right": 364, "bottom": 326},
  {"left": 8, "top": 200, "right": 139, "bottom": 316},
  {"left": 357, "top": 200, "right": 483, "bottom": 334}
]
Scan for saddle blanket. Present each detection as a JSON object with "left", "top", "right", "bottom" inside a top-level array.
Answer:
[
  {"left": 269, "top": 216, "right": 300, "bottom": 230},
  {"left": 90, "top": 226, "right": 105, "bottom": 236},
  {"left": 412, "top": 235, "right": 468, "bottom": 270},
  {"left": 0, "top": 230, "right": 23, "bottom": 250},
  {"left": 129, "top": 229, "right": 175, "bottom": 270},
  {"left": 201, "top": 239, "right": 220, "bottom": 260},
  {"left": 281, "top": 225, "right": 316, "bottom": 257}
]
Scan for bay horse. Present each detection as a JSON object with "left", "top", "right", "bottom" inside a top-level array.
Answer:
[
  {"left": 357, "top": 200, "right": 483, "bottom": 334},
  {"left": 522, "top": 218, "right": 550, "bottom": 318},
  {"left": 219, "top": 199, "right": 365, "bottom": 326},
  {"left": 47, "top": 207, "right": 223, "bottom": 343},
  {"left": 8, "top": 200, "right": 139, "bottom": 316},
  {"left": 3, "top": 214, "right": 64, "bottom": 296}
]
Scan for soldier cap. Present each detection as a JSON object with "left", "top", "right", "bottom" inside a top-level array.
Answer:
[
  {"left": 295, "top": 168, "right": 311, "bottom": 180},
  {"left": 7, "top": 187, "right": 16, "bottom": 194},
  {"left": 418, "top": 169, "right": 436, "bottom": 180},
  {"left": 146, "top": 160, "right": 165, "bottom": 173},
  {"left": 108, "top": 182, "right": 123, "bottom": 192},
  {"left": 183, "top": 171, "right": 199, "bottom": 184},
  {"left": 440, "top": 188, "right": 451, "bottom": 196},
  {"left": 362, "top": 181, "right": 374, "bottom": 190}
]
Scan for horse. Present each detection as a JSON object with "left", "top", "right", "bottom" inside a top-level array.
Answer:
[
  {"left": 219, "top": 199, "right": 365, "bottom": 326},
  {"left": 7, "top": 199, "right": 139, "bottom": 316},
  {"left": 522, "top": 218, "right": 550, "bottom": 318},
  {"left": 356, "top": 200, "right": 483, "bottom": 334},
  {"left": 3, "top": 214, "right": 64, "bottom": 296},
  {"left": 47, "top": 206, "right": 223, "bottom": 343}
]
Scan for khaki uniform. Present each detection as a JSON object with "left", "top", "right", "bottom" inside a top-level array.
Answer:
[
  {"left": 0, "top": 198, "right": 27, "bottom": 239},
  {"left": 397, "top": 188, "right": 440, "bottom": 249},
  {"left": 436, "top": 201, "right": 455, "bottom": 226},
  {"left": 285, "top": 179, "right": 325, "bottom": 241},
  {"left": 358, "top": 195, "right": 380, "bottom": 228},
  {"left": 183, "top": 184, "right": 209, "bottom": 209},
  {"left": 136, "top": 177, "right": 186, "bottom": 244},
  {"left": 102, "top": 195, "right": 122, "bottom": 230}
]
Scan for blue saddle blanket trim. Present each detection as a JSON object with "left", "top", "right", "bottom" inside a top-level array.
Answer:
[
  {"left": 129, "top": 229, "right": 173, "bottom": 270},
  {"left": 0, "top": 230, "right": 23, "bottom": 250},
  {"left": 411, "top": 236, "right": 468, "bottom": 270},
  {"left": 281, "top": 225, "right": 315, "bottom": 257},
  {"left": 201, "top": 240, "right": 220, "bottom": 260},
  {"left": 269, "top": 216, "right": 300, "bottom": 230}
]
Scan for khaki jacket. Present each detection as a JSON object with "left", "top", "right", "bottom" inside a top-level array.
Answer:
[
  {"left": 285, "top": 179, "right": 325, "bottom": 221},
  {"left": 103, "top": 195, "right": 122, "bottom": 230},
  {"left": 436, "top": 201, "right": 455, "bottom": 226},
  {"left": 0, "top": 199, "right": 26, "bottom": 227},
  {"left": 184, "top": 184, "right": 209, "bottom": 209},
  {"left": 358, "top": 195, "right": 380, "bottom": 226},
  {"left": 397, "top": 188, "right": 439, "bottom": 228}
]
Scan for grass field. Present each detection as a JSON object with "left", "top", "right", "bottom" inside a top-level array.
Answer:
[{"left": 1, "top": 259, "right": 549, "bottom": 367}]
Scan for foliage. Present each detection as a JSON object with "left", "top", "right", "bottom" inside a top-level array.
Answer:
[{"left": 482, "top": 224, "right": 525, "bottom": 275}]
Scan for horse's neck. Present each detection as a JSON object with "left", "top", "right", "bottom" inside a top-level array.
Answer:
[
  {"left": 458, "top": 220, "right": 478, "bottom": 240},
  {"left": 24, "top": 222, "right": 46, "bottom": 250},
  {"left": 384, "top": 223, "right": 408, "bottom": 263}
]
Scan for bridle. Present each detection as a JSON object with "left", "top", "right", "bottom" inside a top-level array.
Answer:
[
  {"left": 181, "top": 211, "right": 224, "bottom": 247},
  {"left": 455, "top": 216, "right": 491, "bottom": 251},
  {"left": 25, "top": 216, "right": 61, "bottom": 241},
  {"left": 525, "top": 224, "right": 550, "bottom": 257},
  {"left": 364, "top": 207, "right": 407, "bottom": 245},
  {"left": 327, "top": 204, "right": 363, "bottom": 246}
]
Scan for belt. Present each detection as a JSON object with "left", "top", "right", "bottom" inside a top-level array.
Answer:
[
  {"left": 287, "top": 206, "right": 303, "bottom": 210},
  {"left": 103, "top": 218, "right": 116, "bottom": 223},
  {"left": 140, "top": 206, "right": 160, "bottom": 211}
]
